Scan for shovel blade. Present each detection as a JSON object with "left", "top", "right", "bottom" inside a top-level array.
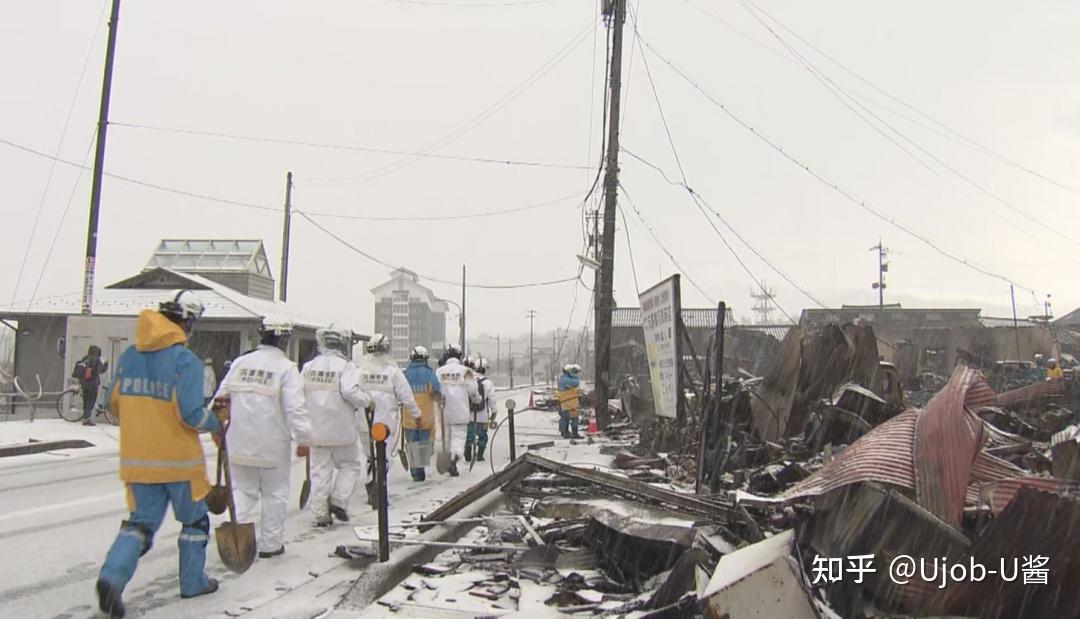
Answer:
[
  {"left": 205, "top": 485, "right": 228, "bottom": 516},
  {"left": 298, "top": 479, "right": 311, "bottom": 510},
  {"left": 215, "top": 521, "right": 256, "bottom": 574},
  {"left": 436, "top": 450, "right": 451, "bottom": 475}
]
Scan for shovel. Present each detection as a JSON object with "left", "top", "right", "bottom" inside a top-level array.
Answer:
[
  {"left": 205, "top": 448, "right": 228, "bottom": 515},
  {"left": 215, "top": 438, "right": 256, "bottom": 574},
  {"left": 435, "top": 402, "right": 451, "bottom": 475},
  {"left": 298, "top": 454, "right": 311, "bottom": 510}
]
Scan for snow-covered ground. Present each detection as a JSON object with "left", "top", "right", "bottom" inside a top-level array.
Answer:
[{"left": 0, "top": 386, "right": 588, "bottom": 618}]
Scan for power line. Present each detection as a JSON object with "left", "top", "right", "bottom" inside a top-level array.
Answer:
[
  {"left": 293, "top": 208, "right": 579, "bottom": 290},
  {"left": 736, "top": 0, "right": 1080, "bottom": 254},
  {"left": 11, "top": 0, "right": 109, "bottom": 306},
  {"left": 636, "top": 34, "right": 1038, "bottom": 295},
  {"left": 734, "top": 0, "right": 1080, "bottom": 201},
  {"left": 303, "top": 191, "right": 586, "bottom": 222},
  {"left": 1, "top": 136, "right": 592, "bottom": 222},
  {"left": 617, "top": 182, "right": 714, "bottom": 302},
  {"left": 617, "top": 204, "right": 641, "bottom": 297},
  {"left": 315, "top": 17, "right": 598, "bottom": 184},
  {"left": 632, "top": 21, "right": 799, "bottom": 323},
  {"left": 110, "top": 122, "right": 591, "bottom": 172}
]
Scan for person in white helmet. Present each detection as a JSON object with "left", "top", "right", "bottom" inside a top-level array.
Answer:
[
  {"left": 214, "top": 317, "right": 312, "bottom": 558},
  {"left": 435, "top": 344, "right": 481, "bottom": 476},
  {"left": 402, "top": 346, "right": 440, "bottom": 482},
  {"left": 465, "top": 357, "right": 497, "bottom": 462},
  {"left": 358, "top": 333, "right": 421, "bottom": 506},
  {"left": 301, "top": 325, "right": 371, "bottom": 527}
]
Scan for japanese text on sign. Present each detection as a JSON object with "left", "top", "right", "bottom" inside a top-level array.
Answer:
[{"left": 639, "top": 275, "right": 681, "bottom": 418}]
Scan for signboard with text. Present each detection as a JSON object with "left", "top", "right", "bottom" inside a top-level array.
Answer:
[{"left": 639, "top": 274, "right": 682, "bottom": 419}]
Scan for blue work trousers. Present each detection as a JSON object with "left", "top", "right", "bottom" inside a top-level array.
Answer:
[
  {"left": 465, "top": 422, "right": 489, "bottom": 456},
  {"left": 99, "top": 481, "right": 212, "bottom": 598},
  {"left": 558, "top": 410, "right": 579, "bottom": 437},
  {"left": 404, "top": 428, "right": 430, "bottom": 481}
]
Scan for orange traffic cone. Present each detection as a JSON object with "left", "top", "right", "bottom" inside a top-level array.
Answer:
[
  {"left": 587, "top": 409, "right": 598, "bottom": 435},
  {"left": 528, "top": 391, "right": 534, "bottom": 408}
]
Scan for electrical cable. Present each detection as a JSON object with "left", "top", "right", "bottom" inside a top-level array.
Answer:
[
  {"left": 734, "top": 0, "right": 1080, "bottom": 201},
  {"left": 110, "top": 122, "right": 591, "bottom": 172},
  {"left": 636, "top": 34, "right": 1038, "bottom": 294},
  {"left": 632, "top": 22, "right": 799, "bottom": 323},
  {"left": 736, "top": 0, "right": 1080, "bottom": 254},
  {"left": 26, "top": 133, "right": 98, "bottom": 310},
  {"left": 11, "top": 0, "right": 109, "bottom": 306},
  {"left": 617, "top": 183, "right": 714, "bottom": 302},
  {"left": 293, "top": 208, "right": 579, "bottom": 289},
  {"left": 315, "top": 17, "right": 598, "bottom": 184},
  {"left": 1, "top": 135, "right": 592, "bottom": 223}
]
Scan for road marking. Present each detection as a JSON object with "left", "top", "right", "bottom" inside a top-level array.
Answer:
[{"left": 0, "top": 491, "right": 123, "bottom": 522}]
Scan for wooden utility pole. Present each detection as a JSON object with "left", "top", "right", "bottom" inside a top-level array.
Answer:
[
  {"left": 593, "top": 0, "right": 626, "bottom": 428},
  {"left": 527, "top": 310, "right": 537, "bottom": 386},
  {"left": 871, "top": 238, "right": 889, "bottom": 309},
  {"left": 81, "top": 0, "right": 123, "bottom": 315},
  {"left": 460, "top": 265, "right": 466, "bottom": 354},
  {"left": 279, "top": 171, "right": 293, "bottom": 302}
]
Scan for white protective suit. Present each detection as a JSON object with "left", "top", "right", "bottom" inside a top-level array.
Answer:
[
  {"left": 477, "top": 374, "right": 496, "bottom": 423},
  {"left": 434, "top": 358, "right": 481, "bottom": 461},
  {"left": 302, "top": 351, "right": 371, "bottom": 521},
  {"left": 357, "top": 352, "right": 421, "bottom": 472},
  {"left": 215, "top": 345, "right": 312, "bottom": 553}
]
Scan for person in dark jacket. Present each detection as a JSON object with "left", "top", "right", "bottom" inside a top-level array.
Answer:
[{"left": 75, "top": 345, "right": 108, "bottom": 426}]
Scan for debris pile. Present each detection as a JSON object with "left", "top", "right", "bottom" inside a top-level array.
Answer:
[{"left": 355, "top": 322, "right": 1080, "bottom": 617}]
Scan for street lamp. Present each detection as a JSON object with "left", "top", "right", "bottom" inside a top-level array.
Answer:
[
  {"left": 439, "top": 298, "right": 463, "bottom": 353},
  {"left": 482, "top": 333, "right": 501, "bottom": 378}
]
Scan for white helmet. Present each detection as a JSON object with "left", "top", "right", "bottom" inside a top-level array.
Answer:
[
  {"left": 410, "top": 345, "right": 429, "bottom": 361},
  {"left": 260, "top": 316, "right": 294, "bottom": 351},
  {"left": 366, "top": 333, "right": 391, "bottom": 354},
  {"left": 475, "top": 357, "right": 489, "bottom": 374},
  {"left": 159, "top": 290, "right": 205, "bottom": 324},
  {"left": 316, "top": 324, "right": 353, "bottom": 355},
  {"left": 566, "top": 364, "right": 581, "bottom": 376}
]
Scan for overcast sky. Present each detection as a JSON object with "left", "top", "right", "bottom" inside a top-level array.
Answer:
[{"left": 3, "top": 0, "right": 1080, "bottom": 339}]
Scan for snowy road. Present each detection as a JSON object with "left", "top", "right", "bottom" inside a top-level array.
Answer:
[{"left": 0, "top": 386, "right": 566, "bottom": 618}]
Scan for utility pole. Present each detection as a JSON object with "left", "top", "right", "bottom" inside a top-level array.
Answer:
[
  {"left": 508, "top": 338, "right": 514, "bottom": 389},
  {"left": 527, "top": 310, "right": 537, "bottom": 386},
  {"left": 279, "top": 171, "right": 293, "bottom": 302},
  {"left": 870, "top": 238, "right": 890, "bottom": 309},
  {"left": 80, "top": 0, "right": 123, "bottom": 315},
  {"left": 460, "top": 265, "right": 466, "bottom": 354},
  {"left": 593, "top": 0, "right": 626, "bottom": 428}
]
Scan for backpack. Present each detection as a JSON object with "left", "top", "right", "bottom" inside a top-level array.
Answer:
[
  {"left": 470, "top": 379, "right": 486, "bottom": 414},
  {"left": 72, "top": 359, "right": 93, "bottom": 382}
]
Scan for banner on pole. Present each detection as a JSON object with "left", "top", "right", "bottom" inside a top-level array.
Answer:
[{"left": 639, "top": 275, "right": 682, "bottom": 419}]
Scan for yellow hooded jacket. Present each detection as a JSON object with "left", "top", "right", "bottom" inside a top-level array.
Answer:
[{"left": 109, "top": 310, "right": 220, "bottom": 505}]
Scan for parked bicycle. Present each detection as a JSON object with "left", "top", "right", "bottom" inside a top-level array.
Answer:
[{"left": 57, "top": 382, "right": 117, "bottom": 425}]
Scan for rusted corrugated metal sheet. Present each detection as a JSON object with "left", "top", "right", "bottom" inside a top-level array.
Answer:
[
  {"left": 994, "top": 378, "right": 1065, "bottom": 408},
  {"left": 778, "top": 411, "right": 918, "bottom": 501},
  {"left": 978, "top": 476, "right": 1072, "bottom": 513},
  {"left": 939, "top": 487, "right": 1080, "bottom": 618},
  {"left": 914, "top": 365, "right": 987, "bottom": 526},
  {"left": 965, "top": 377, "right": 997, "bottom": 410}
]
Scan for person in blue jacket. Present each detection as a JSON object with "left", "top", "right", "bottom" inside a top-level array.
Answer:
[
  {"left": 401, "top": 346, "right": 440, "bottom": 481},
  {"left": 557, "top": 364, "right": 582, "bottom": 439}
]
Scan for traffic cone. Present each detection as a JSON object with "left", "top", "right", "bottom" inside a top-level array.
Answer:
[
  {"left": 528, "top": 391, "right": 534, "bottom": 408},
  {"left": 587, "top": 409, "right": 598, "bottom": 435}
]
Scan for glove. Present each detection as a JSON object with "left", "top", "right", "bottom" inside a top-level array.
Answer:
[
  {"left": 412, "top": 414, "right": 424, "bottom": 430},
  {"left": 296, "top": 445, "right": 310, "bottom": 457},
  {"left": 488, "top": 418, "right": 497, "bottom": 430},
  {"left": 211, "top": 395, "right": 230, "bottom": 426}
]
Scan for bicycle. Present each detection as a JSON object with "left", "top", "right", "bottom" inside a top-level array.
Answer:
[{"left": 57, "top": 382, "right": 118, "bottom": 425}]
